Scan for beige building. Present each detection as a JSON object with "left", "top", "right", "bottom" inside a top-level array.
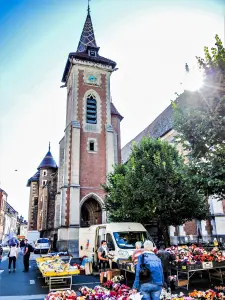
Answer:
[
  {"left": 2, "top": 202, "right": 18, "bottom": 242},
  {"left": 122, "top": 97, "right": 225, "bottom": 244}
]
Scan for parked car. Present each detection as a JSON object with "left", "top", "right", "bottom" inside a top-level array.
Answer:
[{"left": 34, "top": 238, "right": 50, "bottom": 254}]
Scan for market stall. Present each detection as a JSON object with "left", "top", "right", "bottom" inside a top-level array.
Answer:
[
  {"left": 167, "top": 245, "right": 225, "bottom": 289},
  {"left": 36, "top": 256, "right": 80, "bottom": 292}
]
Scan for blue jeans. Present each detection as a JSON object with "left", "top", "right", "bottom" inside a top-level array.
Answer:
[{"left": 140, "top": 283, "right": 162, "bottom": 300}]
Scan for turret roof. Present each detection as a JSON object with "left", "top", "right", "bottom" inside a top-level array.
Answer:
[
  {"left": 38, "top": 146, "right": 57, "bottom": 170},
  {"left": 26, "top": 170, "right": 40, "bottom": 187},
  {"left": 26, "top": 143, "right": 57, "bottom": 187}
]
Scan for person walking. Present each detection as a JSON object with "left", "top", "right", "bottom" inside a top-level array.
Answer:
[
  {"left": 97, "top": 240, "right": 111, "bottom": 284},
  {"left": 0, "top": 243, "right": 3, "bottom": 270},
  {"left": 8, "top": 243, "right": 18, "bottom": 273},
  {"left": 132, "top": 241, "right": 144, "bottom": 272},
  {"left": 157, "top": 244, "right": 174, "bottom": 289},
  {"left": 132, "top": 240, "right": 163, "bottom": 300},
  {"left": 23, "top": 239, "right": 31, "bottom": 272}
]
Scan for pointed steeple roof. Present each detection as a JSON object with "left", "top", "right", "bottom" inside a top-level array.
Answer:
[
  {"left": 77, "top": 5, "right": 97, "bottom": 52},
  {"left": 37, "top": 143, "right": 57, "bottom": 170},
  {"left": 62, "top": 3, "right": 117, "bottom": 83}
]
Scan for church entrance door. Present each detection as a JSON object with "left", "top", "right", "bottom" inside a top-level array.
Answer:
[{"left": 80, "top": 197, "right": 102, "bottom": 227}]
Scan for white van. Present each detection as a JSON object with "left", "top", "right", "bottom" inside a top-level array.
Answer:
[{"left": 79, "top": 222, "right": 154, "bottom": 265}]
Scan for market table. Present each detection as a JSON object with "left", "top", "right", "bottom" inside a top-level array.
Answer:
[
  {"left": 170, "top": 263, "right": 225, "bottom": 290},
  {"left": 36, "top": 256, "right": 80, "bottom": 292}
]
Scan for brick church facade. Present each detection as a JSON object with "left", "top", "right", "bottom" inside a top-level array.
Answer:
[{"left": 27, "top": 4, "right": 123, "bottom": 251}]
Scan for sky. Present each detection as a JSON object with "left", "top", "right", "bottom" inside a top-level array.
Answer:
[{"left": 0, "top": 0, "right": 224, "bottom": 219}]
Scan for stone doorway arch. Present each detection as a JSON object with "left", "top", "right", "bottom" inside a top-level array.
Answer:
[{"left": 80, "top": 196, "right": 103, "bottom": 227}]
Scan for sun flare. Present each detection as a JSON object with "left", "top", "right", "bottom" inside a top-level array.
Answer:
[{"left": 184, "top": 69, "right": 203, "bottom": 91}]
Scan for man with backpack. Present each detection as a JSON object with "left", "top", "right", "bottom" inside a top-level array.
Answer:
[
  {"left": 132, "top": 240, "right": 164, "bottom": 300},
  {"left": 23, "top": 239, "right": 33, "bottom": 272}
]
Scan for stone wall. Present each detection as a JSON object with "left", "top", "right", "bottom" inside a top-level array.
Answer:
[{"left": 47, "top": 172, "right": 57, "bottom": 230}]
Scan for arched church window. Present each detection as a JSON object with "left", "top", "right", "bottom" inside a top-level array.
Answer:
[{"left": 86, "top": 95, "right": 97, "bottom": 124}]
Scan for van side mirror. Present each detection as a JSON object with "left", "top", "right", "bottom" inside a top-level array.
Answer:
[
  {"left": 80, "top": 246, "right": 83, "bottom": 250},
  {"left": 107, "top": 242, "right": 115, "bottom": 251}
]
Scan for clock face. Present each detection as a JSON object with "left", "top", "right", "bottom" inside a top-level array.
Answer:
[{"left": 88, "top": 75, "right": 97, "bottom": 83}]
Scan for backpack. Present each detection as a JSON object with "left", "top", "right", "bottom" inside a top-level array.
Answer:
[
  {"left": 139, "top": 253, "right": 151, "bottom": 283},
  {"left": 27, "top": 244, "right": 34, "bottom": 253}
]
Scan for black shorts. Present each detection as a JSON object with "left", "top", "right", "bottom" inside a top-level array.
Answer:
[{"left": 99, "top": 260, "right": 110, "bottom": 272}]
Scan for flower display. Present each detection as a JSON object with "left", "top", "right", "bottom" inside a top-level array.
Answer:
[
  {"left": 45, "top": 289, "right": 77, "bottom": 300},
  {"left": 111, "top": 275, "right": 124, "bottom": 283},
  {"left": 166, "top": 245, "right": 225, "bottom": 265},
  {"left": 79, "top": 283, "right": 130, "bottom": 300},
  {"left": 46, "top": 286, "right": 225, "bottom": 300}
]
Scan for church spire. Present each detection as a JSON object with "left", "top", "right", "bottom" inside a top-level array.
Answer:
[{"left": 77, "top": 1, "right": 97, "bottom": 52}]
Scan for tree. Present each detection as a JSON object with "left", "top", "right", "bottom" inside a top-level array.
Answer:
[
  {"left": 103, "top": 138, "right": 208, "bottom": 246},
  {"left": 172, "top": 35, "right": 225, "bottom": 199}
]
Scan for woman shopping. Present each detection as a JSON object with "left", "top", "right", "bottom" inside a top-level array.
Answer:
[
  {"left": 8, "top": 243, "right": 18, "bottom": 273},
  {"left": 98, "top": 240, "right": 112, "bottom": 284}
]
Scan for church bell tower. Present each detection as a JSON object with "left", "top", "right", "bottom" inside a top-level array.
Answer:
[{"left": 56, "top": 3, "right": 123, "bottom": 252}]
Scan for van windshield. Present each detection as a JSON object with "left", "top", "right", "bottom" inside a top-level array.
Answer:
[
  {"left": 37, "top": 239, "right": 49, "bottom": 244},
  {"left": 113, "top": 231, "right": 148, "bottom": 249}
]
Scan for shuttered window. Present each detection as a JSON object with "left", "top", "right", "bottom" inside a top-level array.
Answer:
[{"left": 86, "top": 95, "right": 97, "bottom": 124}]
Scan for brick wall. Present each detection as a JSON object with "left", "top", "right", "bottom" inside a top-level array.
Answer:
[{"left": 77, "top": 70, "right": 107, "bottom": 190}]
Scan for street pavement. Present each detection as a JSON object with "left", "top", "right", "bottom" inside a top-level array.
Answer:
[{"left": 0, "top": 252, "right": 100, "bottom": 300}]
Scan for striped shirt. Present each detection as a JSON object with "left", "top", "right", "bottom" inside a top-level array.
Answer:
[{"left": 132, "top": 249, "right": 144, "bottom": 265}]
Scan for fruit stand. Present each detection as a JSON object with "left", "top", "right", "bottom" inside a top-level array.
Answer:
[{"left": 36, "top": 256, "right": 80, "bottom": 292}]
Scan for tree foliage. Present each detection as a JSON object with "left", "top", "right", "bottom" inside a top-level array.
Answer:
[
  {"left": 103, "top": 138, "right": 209, "bottom": 245},
  {"left": 172, "top": 35, "right": 225, "bottom": 199}
]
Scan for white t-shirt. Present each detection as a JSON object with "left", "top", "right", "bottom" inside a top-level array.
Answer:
[{"left": 9, "top": 247, "right": 18, "bottom": 257}]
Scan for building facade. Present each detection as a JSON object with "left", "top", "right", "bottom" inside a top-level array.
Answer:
[
  {"left": 55, "top": 5, "right": 122, "bottom": 252},
  {"left": 27, "top": 144, "right": 58, "bottom": 242},
  {"left": 0, "top": 188, "right": 7, "bottom": 242},
  {"left": 17, "top": 215, "right": 28, "bottom": 238},
  {"left": 122, "top": 95, "right": 225, "bottom": 244},
  {"left": 2, "top": 202, "right": 18, "bottom": 242}
]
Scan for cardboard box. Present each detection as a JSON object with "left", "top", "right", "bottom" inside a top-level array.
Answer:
[
  {"left": 111, "top": 269, "right": 121, "bottom": 277},
  {"left": 176, "top": 280, "right": 188, "bottom": 287}
]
